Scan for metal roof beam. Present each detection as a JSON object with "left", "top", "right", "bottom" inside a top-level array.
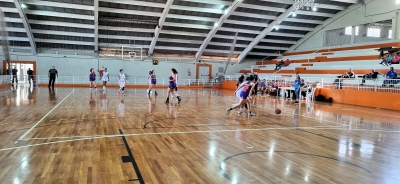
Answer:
[
  {"left": 98, "top": 35, "right": 153, "bottom": 41},
  {"left": 24, "top": 10, "right": 94, "bottom": 20},
  {"left": 166, "top": 14, "right": 218, "bottom": 22},
  {"left": 278, "top": 25, "right": 313, "bottom": 31},
  {"left": 296, "top": 10, "right": 334, "bottom": 17},
  {"left": 260, "top": 0, "right": 351, "bottom": 10},
  {"left": 0, "top": 36, "right": 29, "bottom": 41},
  {"left": 28, "top": 20, "right": 94, "bottom": 29},
  {"left": 98, "top": 43, "right": 149, "bottom": 48},
  {"left": 231, "top": 12, "right": 276, "bottom": 20},
  {"left": 178, "top": 0, "right": 231, "bottom": 6},
  {"left": 99, "top": 25, "right": 153, "bottom": 33},
  {"left": 4, "top": 17, "right": 22, "bottom": 23},
  {"left": 248, "top": 52, "right": 281, "bottom": 56},
  {"left": 330, "top": 0, "right": 357, "bottom": 3},
  {"left": 219, "top": 27, "right": 260, "bottom": 34},
  {"left": 269, "top": 32, "right": 303, "bottom": 37},
  {"left": 285, "top": 18, "right": 324, "bottom": 24},
  {"left": 94, "top": 0, "right": 98, "bottom": 53},
  {"left": 35, "top": 38, "right": 94, "bottom": 46},
  {"left": 261, "top": 39, "right": 297, "bottom": 44},
  {"left": 195, "top": 1, "right": 242, "bottom": 62},
  {"left": 31, "top": 29, "right": 94, "bottom": 37},
  {"left": 0, "top": 7, "right": 18, "bottom": 13},
  {"left": 163, "top": 22, "right": 212, "bottom": 30},
  {"left": 99, "top": 0, "right": 165, "bottom": 8},
  {"left": 224, "top": 19, "right": 266, "bottom": 27},
  {"left": 149, "top": 0, "right": 174, "bottom": 55},
  {"left": 157, "top": 38, "right": 203, "bottom": 44},
  {"left": 13, "top": 0, "right": 36, "bottom": 54},
  {"left": 238, "top": 5, "right": 297, "bottom": 63},
  {"left": 254, "top": 45, "right": 289, "bottom": 50},
  {"left": 170, "top": 5, "right": 224, "bottom": 14},
  {"left": 99, "top": 7, "right": 161, "bottom": 17},
  {"left": 160, "top": 30, "right": 208, "bottom": 37},
  {"left": 6, "top": 27, "right": 25, "bottom": 32},
  {"left": 25, "top": 0, "right": 93, "bottom": 10}
]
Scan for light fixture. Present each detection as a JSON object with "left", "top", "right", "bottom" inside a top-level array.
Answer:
[
  {"left": 21, "top": 3, "right": 27, "bottom": 8},
  {"left": 275, "top": 26, "right": 279, "bottom": 30},
  {"left": 214, "top": 22, "right": 218, "bottom": 27},
  {"left": 294, "top": 0, "right": 314, "bottom": 10},
  {"left": 292, "top": 13, "right": 297, "bottom": 17},
  {"left": 312, "top": 6, "right": 317, "bottom": 11},
  {"left": 224, "top": 9, "right": 229, "bottom": 15},
  {"left": 397, "top": 0, "right": 400, "bottom": 4}
]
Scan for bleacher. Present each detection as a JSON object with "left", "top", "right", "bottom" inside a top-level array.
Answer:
[{"left": 235, "top": 41, "right": 400, "bottom": 90}]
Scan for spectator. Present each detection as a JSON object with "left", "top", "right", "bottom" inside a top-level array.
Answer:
[
  {"left": 284, "top": 59, "right": 291, "bottom": 67},
  {"left": 379, "top": 54, "right": 390, "bottom": 66},
  {"left": 27, "top": 68, "right": 35, "bottom": 86},
  {"left": 11, "top": 66, "right": 18, "bottom": 84},
  {"left": 383, "top": 67, "right": 399, "bottom": 87},
  {"left": 391, "top": 52, "right": 400, "bottom": 64},
  {"left": 301, "top": 81, "right": 310, "bottom": 99},
  {"left": 294, "top": 75, "right": 301, "bottom": 104},
  {"left": 340, "top": 68, "right": 355, "bottom": 78},
  {"left": 387, "top": 53, "right": 393, "bottom": 63},
  {"left": 48, "top": 66, "right": 58, "bottom": 88},
  {"left": 275, "top": 60, "right": 284, "bottom": 70},
  {"left": 360, "top": 68, "right": 383, "bottom": 84},
  {"left": 258, "top": 79, "right": 266, "bottom": 95},
  {"left": 213, "top": 73, "right": 219, "bottom": 83}
]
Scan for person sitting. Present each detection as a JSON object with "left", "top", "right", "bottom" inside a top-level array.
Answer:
[
  {"left": 379, "top": 54, "right": 390, "bottom": 66},
  {"left": 360, "top": 68, "right": 383, "bottom": 84},
  {"left": 258, "top": 79, "right": 266, "bottom": 95},
  {"left": 383, "top": 67, "right": 399, "bottom": 87},
  {"left": 391, "top": 52, "right": 400, "bottom": 64},
  {"left": 275, "top": 60, "right": 285, "bottom": 70},
  {"left": 284, "top": 59, "right": 291, "bottom": 67},
  {"left": 340, "top": 68, "right": 355, "bottom": 78},
  {"left": 387, "top": 52, "right": 393, "bottom": 63}
]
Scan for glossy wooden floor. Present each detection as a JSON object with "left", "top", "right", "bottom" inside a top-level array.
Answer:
[{"left": 0, "top": 85, "right": 400, "bottom": 184}]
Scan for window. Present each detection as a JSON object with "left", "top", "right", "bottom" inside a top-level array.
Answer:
[
  {"left": 367, "top": 28, "right": 381, "bottom": 37},
  {"left": 345, "top": 26, "right": 359, "bottom": 35},
  {"left": 389, "top": 30, "right": 393, "bottom": 39}
]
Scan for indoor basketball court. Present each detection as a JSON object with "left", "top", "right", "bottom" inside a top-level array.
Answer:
[{"left": 1, "top": 0, "right": 400, "bottom": 183}]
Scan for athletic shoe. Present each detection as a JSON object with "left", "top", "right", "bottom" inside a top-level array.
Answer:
[
  {"left": 90, "top": 88, "right": 92, "bottom": 91},
  {"left": 238, "top": 108, "right": 243, "bottom": 114},
  {"left": 226, "top": 108, "right": 231, "bottom": 115},
  {"left": 155, "top": 91, "right": 158, "bottom": 96},
  {"left": 147, "top": 89, "right": 150, "bottom": 95},
  {"left": 165, "top": 99, "right": 169, "bottom": 103},
  {"left": 248, "top": 112, "right": 256, "bottom": 116},
  {"left": 294, "top": 101, "right": 299, "bottom": 104}
]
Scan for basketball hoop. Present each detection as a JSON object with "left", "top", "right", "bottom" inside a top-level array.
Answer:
[{"left": 294, "top": 0, "right": 315, "bottom": 10}]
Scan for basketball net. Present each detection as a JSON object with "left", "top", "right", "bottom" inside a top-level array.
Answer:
[{"left": 294, "top": 0, "right": 315, "bottom": 10}]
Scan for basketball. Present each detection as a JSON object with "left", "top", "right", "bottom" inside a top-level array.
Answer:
[{"left": 275, "top": 108, "right": 281, "bottom": 114}]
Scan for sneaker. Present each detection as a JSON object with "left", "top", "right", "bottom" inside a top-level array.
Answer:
[
  {"left": 238, "top": 108, "right": 243, "bottom": 114},
  {"left": 147, "top": 89, "right": 150, "bottom": 94},
  {"left": 226, "top": 108, "right": 231, "bottom": 115},
  {"left": 155, "top": 91, "right": 158, "bottom": 96},
  {"left": 294, "top": 101, "right": 299, "bottom": 104},
  {"left": 248, "top": 112, "right": 256, "bottom": 116},
  {"left": 165, "top": 99, "right": 169, "bottom": 103},
  {"left": 90, "top": 88, "right": 92, "bottom": 91},
  {"left": 177, "top": 96, "right": 181, "bottom": 103}
]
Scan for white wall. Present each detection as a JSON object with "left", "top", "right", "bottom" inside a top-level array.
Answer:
[
  {"left": 290, "top": 0, "right": 400, "bottom": 51},
  {"left": 1, "top": 53, "right": 253, "bottom": 79}
]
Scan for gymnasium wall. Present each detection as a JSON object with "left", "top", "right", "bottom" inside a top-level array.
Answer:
[
  {"left": 290, "top": 0, "right": 400, "bottom": 51},
  {"left": 2, "top": 53, "right": 253, "bottom": 79}
]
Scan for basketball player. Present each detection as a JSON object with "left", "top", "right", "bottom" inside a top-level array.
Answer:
[
  {"left": 226, "top": 76, "right": 256, "bottom": 116},
  {"left": 101, "top": 68, "right": 109, "bottom": 91},
  {"left": 170, "top": 69, "right": 181, "bottom": 102},
  {"left": 117, "top": 69, "right": 126, "bottom": 97},
  {"left": 147, "top": 70, "right": 158, "bottom": 96},
  {"left": 89, "top": 68, "right": 97, "bottom": 91},
  {"left": 165, "top": 68, "right": 180, "bottom": 103},
  {"left": 27, "top": 68, "right": 34, "bottom": 86}
]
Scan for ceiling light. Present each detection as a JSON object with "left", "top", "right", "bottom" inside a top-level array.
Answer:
[
  {"left": 21, "top": 4, "right": 27, "bottom": 8},
  {"left": 312, "top": 7, "right": 317, "bottom": 11},
  {"left": 214, "top": 22, "right": 218, "bottom": 27},
  {"left": 275, "top": 26, "right": 279, "bottom": 30},
  {"left": 397, "top": 0, "right": 400, "bottom": 4},
  {"left": 224, "top": 9, "right": 229, "bottom": 15},
  {"left": 292, "top": 13, "right": 296, "bottom": 17}
]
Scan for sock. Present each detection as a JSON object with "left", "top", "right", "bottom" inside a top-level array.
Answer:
[{"left": 229, "top": 108, "right": 233, "bottom": 110}]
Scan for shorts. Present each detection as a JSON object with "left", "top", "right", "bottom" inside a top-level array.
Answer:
[
  {"left": 169, "top": 83, "right": 176, "bottom": 89},
  {"left": 151, "top": 80, "right": 156, "bottom": 85},
  {"left": 119, "top": 81, "right": 125, "bottom": 88},
  {"left": 240, "top": 92, "right": 249, "bottom": 100},
  {"left": 102, "top": 78, "right": 108, "bottom": 82},
  {"left": 235, "top": 91, "right": 241, "bottom": 101},
  {"left": 90, "top": 79, "right": 96, "bottom": 82}
]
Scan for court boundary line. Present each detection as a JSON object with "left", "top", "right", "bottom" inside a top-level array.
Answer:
[
  {"left": 17, "top": 90, "right": 74, "bottom": 141},
  {"left": 0, "top": 126, "right": 346, "bottom": 152}
]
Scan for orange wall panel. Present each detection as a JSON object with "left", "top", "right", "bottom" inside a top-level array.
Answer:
[{"left": 222, "top": 81, "right": 237, "bottom": 90}]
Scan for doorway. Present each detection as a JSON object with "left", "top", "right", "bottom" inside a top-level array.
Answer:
[
  {"left": 196, "top": 64, "right": 212, "bottom": 80},
  {"left": 3, "top": 60, "right": 36, "bottom": 84}
]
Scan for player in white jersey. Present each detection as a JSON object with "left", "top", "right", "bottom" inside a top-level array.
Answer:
[
  {"left": 171, "top": 71, "right": 181, "bottom": 103},
  {"left": 117, "top": 69, "right": 126, "bottom": 97},
  {"left": 101, "top": 68, "right": 109, "bottom": 91}
]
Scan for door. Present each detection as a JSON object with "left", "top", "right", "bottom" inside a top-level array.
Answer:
[{"left": 199, "top": 66, "right": 209, "bottom": 80}]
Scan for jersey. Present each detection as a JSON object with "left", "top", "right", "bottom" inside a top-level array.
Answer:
[
  {"left": 102, "top": 71, "right": 109, "bottom": 81},
  {"left": 89, "top": 72, "right": 96, "bottom": 81}
]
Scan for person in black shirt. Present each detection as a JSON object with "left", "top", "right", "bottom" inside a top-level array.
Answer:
[
  {"left": 250, "top": 67, "right": 259, "bottom": 96},
  {"left": 11, "top": 67, "right": 18, "bottom": 84},
  {"left": 27, "top": 68, "right": 34, "bottom": 86},
  {"left": 361, "top": 68, "right": 383, "bottom": 84},
  {"left": 48, "top": 66, "right": 58, "bottom": 88}
]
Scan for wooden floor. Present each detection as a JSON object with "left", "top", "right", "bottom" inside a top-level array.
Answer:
[{"left": 0, "top": 85, "right": 400, "bottom": 184}]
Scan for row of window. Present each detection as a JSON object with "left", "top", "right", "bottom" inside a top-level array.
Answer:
[{"left": 344, "top": 26, "right": 392, "bottom": 38}]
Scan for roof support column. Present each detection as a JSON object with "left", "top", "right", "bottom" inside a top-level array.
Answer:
[
  {"left": 148, "top": 0, "right": 174, "bottom": 56},
  {"left": 194, "top": 0, "right": 242, "bottom": 62},
  {"left": 237, "top": 5, "right": 296, "bottom": 63},
  {"left": 13, "top": 0, "right": 36, "bottom": 54},
  {"left": 94, "top": 0, "right": 99, "bottom": 55}
]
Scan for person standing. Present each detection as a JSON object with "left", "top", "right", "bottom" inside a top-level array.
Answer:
[
  {"left": 27, "top": 68, "right": 34, "bottom": 86},
  {"left": 117, "top": 69, "right": 126, "bottom": 97},
  {"left": 165, "top": 68, "right": 180, "bottom": 103},
  {"left": 48, "top": 66, "right": 58, "bottom": 88},
  {"left": 89, "top": 68, "right": 97, "bottom": 91},
  {"left": 147, "top": 70, "right": 158, "bottom": 96},
  {"left": 11, "top": 66, "right": 18, "bottom": 84},
  {"left": 101, "top": 68, "right": 109, "bottom": 91},
  {"left": 294, "top": 75, "right": 301, "bottom": 104}
]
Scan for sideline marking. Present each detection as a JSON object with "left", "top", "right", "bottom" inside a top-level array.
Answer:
[{"left": 16, "top": 90, "right": 74, "bottom": 142}]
